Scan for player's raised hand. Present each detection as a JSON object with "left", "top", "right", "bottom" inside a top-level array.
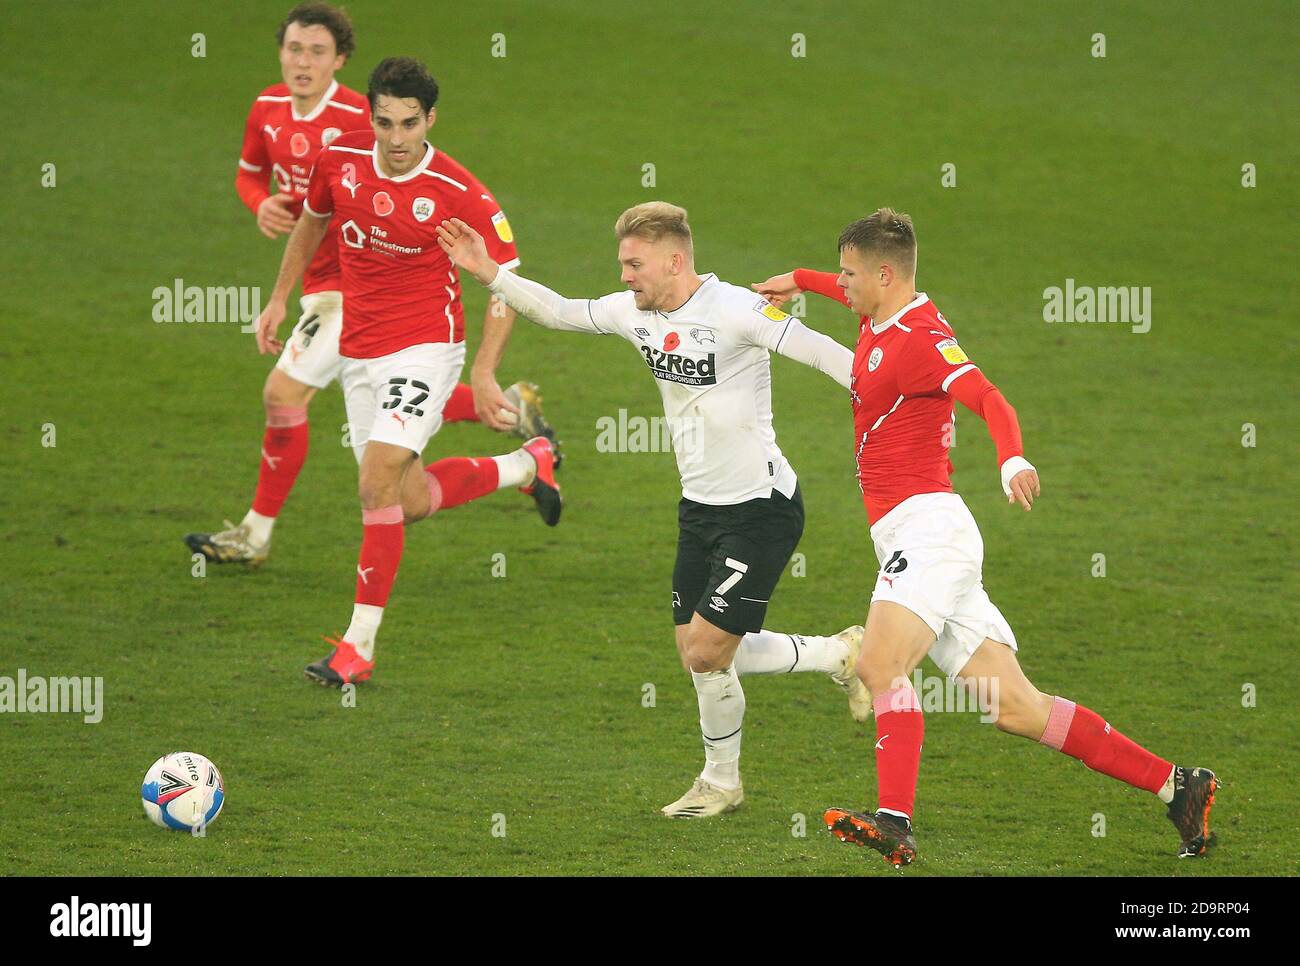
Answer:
[
  {"left": 751, "top": 271, "right": 800, "bottom": 308},
  {"left": 436, "top": 218, "right": 496, "bottom": 284},
  {"left": 1008, "top": 468, "right": 1041, "bottom": 511},
  {"left": 256, "top": 194, "right": 298, "bottom": 239},
  {"left": 255, "top": 299, "right": 287, "bottom": 355}
]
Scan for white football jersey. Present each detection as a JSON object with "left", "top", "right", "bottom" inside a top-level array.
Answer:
[
  {"left": 585, "top": 274, "right": 802, "bottom": 504},
  {"left": 491, "top": 270, "right": 853, "bottom": 505}
]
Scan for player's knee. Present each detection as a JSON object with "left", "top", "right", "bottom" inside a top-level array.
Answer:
[
  {"left": 673, "top": 630, "right": 692, "bottom": 671},
  {"left": 685, "top": 648, "right": 728, "bottom": 673},
  {"left": 357, "top": 464, "right": 401, "bottom": 509},
  {"left": 682, "top": 631, "right": 728, "bottom": 673},
  {"left": 992, "top": 686, "right": 1051, "bottom": 737},
  {"left": 856, "top": 643, "right": 906, "bottom": 696},
  {"left": 263, "top": 371, "right": 312, "bottom": 410}
]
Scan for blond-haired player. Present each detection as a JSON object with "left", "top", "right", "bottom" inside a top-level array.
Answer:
[{"left": 438, "top": 202, "right": 872, "bottom": 817}]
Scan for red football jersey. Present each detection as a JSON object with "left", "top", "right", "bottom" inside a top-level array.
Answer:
[
  {"left": 237, "top": 79, "right": 370, "bottom": 294},
  {"left": 850, "top": 293, "right": 981, "bottom": 523},
  {"left": 304, "top": 130, "right": 520, "bottom": 358}
]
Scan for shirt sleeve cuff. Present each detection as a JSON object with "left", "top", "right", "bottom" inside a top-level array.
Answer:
[{"left": 1000, "top": 455, "right": 1035, "bottom": 496}]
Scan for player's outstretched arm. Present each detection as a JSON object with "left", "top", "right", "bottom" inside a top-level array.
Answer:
[
  {"left": 752, "top": 269, "right": 851, "bottom": 309},
  {"left": 254, "top": 212, "right": 330, "bottom": 354},
  {"left": 437, "top": 218, "right": 604, "bottom": 334},
  {"left": 768, "top": 318, "right": 854, "bottom": 389},
  {"left": 947, "top": 369, "right": 1041, "bottom": 510},
  {"left": 750, "top": 271, "right": 801, "bottom": 308}
]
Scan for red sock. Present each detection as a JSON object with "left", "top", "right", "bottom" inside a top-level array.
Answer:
[
  {"left": 250, "top": 405, "right": 309, "bottom": 517},
  {"left": 872, "top": 686, "right": 925, "bottom": 819},
  {"left": 441, "top": 383, "right": 480, "bottom": 424},
  {"left": 424, "top": 457, "right": 500, "bottom": 511},
  {"left": 355, "top": 505, "right": 404, "bottom": 607},
  {"left": 1040, "top": 697, "right": 1173, "bottom": 793}
]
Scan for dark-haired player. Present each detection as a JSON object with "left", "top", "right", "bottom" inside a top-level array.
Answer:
[
  {"left": 755, "top": 209, "right": 1218, "bottom": 865},
  {"left": 253, "top": 57, "right": 561, "bottom": 685},
  {"left": 185, "top": 4, "right": 555, "bottom": 568}
]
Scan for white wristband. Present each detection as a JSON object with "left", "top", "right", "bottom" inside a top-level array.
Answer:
[{"left": 1000, "top": 456, "right": 1035, "bottom": 496}]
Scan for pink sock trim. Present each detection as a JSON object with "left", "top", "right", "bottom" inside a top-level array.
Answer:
[
  {"left": 266, "top": 404, "right": 308, "bottom": 428},
  {"left": 1039, "top": 696, "right": 1076, "bottom": 750},
  {"left": 425, "top": 470, "right": 443, "bottom": 515},
  {"left": 362, "top": 504, "right": 404, "bottom": 526},
  {"left": 874, "top": 685, "right": 921, "bottom": 717}
]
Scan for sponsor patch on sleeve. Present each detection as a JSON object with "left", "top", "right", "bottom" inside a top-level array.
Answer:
[
  {"left": 491, "top": 210, "right": 514, "bottom": 243},
  {"left": 934, "top": 337, "right": 968, "bottom": 364},
  {"left": 758, "top": 300, "right": 789, "bottom": 322}
]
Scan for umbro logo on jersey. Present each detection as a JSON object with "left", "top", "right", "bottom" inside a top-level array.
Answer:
[
  {"left": 709, "top": 595, "right": 729, "bottom": 612},
  {"left": 291, "top": 132, "right": 310, "bottom": 158},
  {"left": 373, "top": 191, "right": 395, "bottom": 217},
  {"left": 634, "top": 327, "right": 650, "bottom": 340},
  {"left": 689, "top": 327, "right": 716, "bottom": 345},
  {"left": 638, "top": 346, "right": 717, "bottom": 386}
]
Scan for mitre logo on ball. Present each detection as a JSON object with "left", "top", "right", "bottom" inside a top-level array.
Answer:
[
  {"left": 290, "top": 131, "right": 310, "bottom": 157},
  {"left": 411, "top": 197, "right": 436, "bottom": 222},
  {"left": 373, "top": 191, "right": 394, "bottom": 217}
]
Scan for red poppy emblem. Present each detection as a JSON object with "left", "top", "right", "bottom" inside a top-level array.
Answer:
[
  {"left": 663, "top": 332, "right": 680, "bottom": 352},
  {"left": 373, "top": 191, "right": 394, "bottom": 217}
]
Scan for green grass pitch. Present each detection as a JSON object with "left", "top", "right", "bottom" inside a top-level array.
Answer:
[{"left": 1, "top": 0, "right": 1296, "bottom": 875}]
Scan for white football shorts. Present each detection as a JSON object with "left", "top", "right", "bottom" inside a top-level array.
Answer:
[
  {"left": 341, "top": 341, "right": 465, "bottom": 463},
  {"left": 869, "top": 491, "right": 1018, "bottom": 679},
  {"left": 275, "top": 291, "right": 344, "bottom": 389}
]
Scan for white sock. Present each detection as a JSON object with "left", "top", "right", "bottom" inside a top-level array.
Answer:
[
  {"left": 241, "top": 509, "right": 275, "bottom": 546},
  {"left": 491, "top": 448, "right": 535, "bottom": 489},
  {"left": 691, "top": 667, "right": 745, "bottom": 790},
  {"left": 344, "top": 603, "right": 384, "bottom": 661},
  {"left": 733, "top": 630, "right": 848, "bottom": 675},
  {"left": 1156, "top": 765, "right": 1178, "bottom": 804}
]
